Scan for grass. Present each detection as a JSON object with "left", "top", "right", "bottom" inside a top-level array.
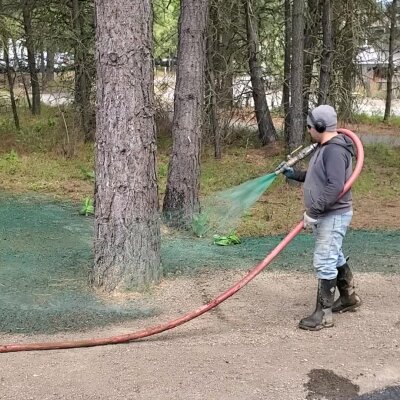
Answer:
[
  {"left": 353, "top": 144, "right": 400, "bottom": 199},
  {"left": 352, "top": 112, "right": 400, "bottom": 128},
  {"left": 1, "top": 105, "right": 400, "bottom": 235}
]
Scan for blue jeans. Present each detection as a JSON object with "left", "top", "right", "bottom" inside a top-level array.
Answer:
[{"left": 311, "top": 211, "right": 353, "bottom": 280}]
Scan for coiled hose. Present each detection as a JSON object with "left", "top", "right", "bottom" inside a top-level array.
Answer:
[{"left": 0, "top": 128, "right": 364, "bottom": 353}]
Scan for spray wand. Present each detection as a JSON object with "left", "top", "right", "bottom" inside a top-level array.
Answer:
[{"left": 274, "top": 143, "right": 318, "bottom": 175}]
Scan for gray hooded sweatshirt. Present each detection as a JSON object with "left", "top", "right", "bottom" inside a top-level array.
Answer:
[{"left": 292, "top": 134, "right": 355, "bottom": 219}]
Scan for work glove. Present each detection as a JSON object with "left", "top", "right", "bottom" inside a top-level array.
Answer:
[
  {"left": 277, "top": 162, "right": 295, "bottom": 179},
  {"left": 303, "top": 212, "right": 318, "bottom": 229}
]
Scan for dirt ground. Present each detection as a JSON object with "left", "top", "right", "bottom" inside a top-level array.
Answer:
[
  {"left": 1, "top": 271, "right": 399, "bottom": 400},
  {"left": 1, "top": 123, "right": 399, "bottom": 399}
]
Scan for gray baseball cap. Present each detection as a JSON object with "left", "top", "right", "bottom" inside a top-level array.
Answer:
[{"left": 307, "top": 104, "right": 337, "bottom": 132}]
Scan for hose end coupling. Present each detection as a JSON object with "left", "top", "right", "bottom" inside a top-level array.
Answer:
[{"left": 274, "top": 143, "right": 318, "bottom": 175}]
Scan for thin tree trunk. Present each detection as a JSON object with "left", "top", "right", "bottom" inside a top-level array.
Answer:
[
  {"left": 289, "top": 0, "right": 305, "bottom": 150},
  {"left": 384, "top": 0, "right": 397, "bottom": 121},
  {"left": 46, "top": 47, "right": 55, "bottom": 83},
  {"left": 3, "top": 44, "right": 20, "bottom": 130},
  {"left": 318, "top": 0, "right": 333, "bottom": 105},
  {"left": 283, "top": 0, "right": 291, "bottom": 144},
  {"left": 211, "top": 0, "right": 234, "bottom": 109},
  {"left": 206, "top": 9, "right": 221, "bottom": 159},
  {"left": 11, "top": 39, "right": 31, "bottom": 110},
  {"left": 92, "top": 0, "right": 161, "bottom": 292},
  {"left": 22, "top": 0, "right": 41, "bottom": 115},
  {"left": 244, "top": 0, "right": 276, "bottom": 146},
  {"left": 40, "top": 49, "right": 45, "bottom": 87},
  {"left": 162, "top": 0, "right": 209, "bottom": 228},
  {"left": 338, "top": 24, "right": 355, "bottom": 121},
  {"left": 337, "top": 2, "right": 357, "bottom": 122},
  {"left": 207, "top": 66, "right": 220, "bottom": 159},
  {"left": 72, "top": 0, "right": 91, "bottom": 140},
  {"left": 218, "top": 29, "right": 234, "bottom": 109},
  {"left": 303, "top": 0, "right": 320, "bottom": 125}
]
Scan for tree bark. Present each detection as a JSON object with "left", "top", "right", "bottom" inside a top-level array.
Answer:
[
  {"left": 92, "top": 0, "right": 161, "bottom": 292},
  {"left": 162, "top": 0, "right": 209, "bottom": 228},
  {"left": 303, "top": 0, "right": 320, "bottom": 124},
  {"left": 318, "top": 0, "right": 333, "bottom": 105},
  {"left": 336, "top": 3, "right": 357, "bottom": 122},
  {"left": 289, "top": 0, "right": 305, "bottom": 150},
  {"left": 206, "top": 9, "right": 221, "bottom": 159},
  {"left": 384, "top": 0, "right": 397, "bottom": 122},
  {"left": 45, "top": 47, "right": 55, "bottom": 83},
  {"left": 283, "top": 0, "right": 291, "bottom": 144},
  {"left": 11, "top": 38, "right": 31, "bottom": 110},
  {"left": 22, "top": 0, "right": 41, "bottom": 115},
  {"left": 244, "top": 0, "right": 277, "bottom": 146},
  {"left": 40, "top": 49, "right": 45, "bottom": 86},
  {"left": 72, "top": 0, "right": 92, "bottom": 140},
  {"left": 3, "top": 43, "right": 20, "bottom": 130},
  {"left": 210, "top": 0, "right": 235, "bottom": 109}
]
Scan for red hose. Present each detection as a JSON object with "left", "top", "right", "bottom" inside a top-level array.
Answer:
[{"left": 0, "top": 128, "right": 364, "bottom": 353}]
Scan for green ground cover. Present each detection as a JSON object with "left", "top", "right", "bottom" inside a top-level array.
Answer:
[{"left": 1, "top": 193, "right": 399, "bottom": 334}]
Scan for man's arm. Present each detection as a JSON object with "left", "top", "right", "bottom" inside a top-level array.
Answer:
[{"left": 291, "top": 169, "right": 307, "bottom": 182}]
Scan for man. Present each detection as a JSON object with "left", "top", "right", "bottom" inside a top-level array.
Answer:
[{"left": 283, "top": 104, "right": 362, "bottom": 331}]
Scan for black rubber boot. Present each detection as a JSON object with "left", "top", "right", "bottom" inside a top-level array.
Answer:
[
  {"left": 332, "top": 263, "right": 362, "bottom": 313},
  {"left": 299, "top": 278, "right": 337, "bottom": 331}
]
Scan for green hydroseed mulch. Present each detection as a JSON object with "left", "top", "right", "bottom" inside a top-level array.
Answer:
[
  {"left": 1, "top": 193, "right": 399, "bottom": 334},
  {"left": 0, "top": 193, "right": 156, "bottom": 334}
]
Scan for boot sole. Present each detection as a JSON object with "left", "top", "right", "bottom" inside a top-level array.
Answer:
[
  {"left": 298, "top": 322, "right": 334, "bottom": 331},
  {"left": 333, "top": 298, "right": 362, "bottom": 314}
]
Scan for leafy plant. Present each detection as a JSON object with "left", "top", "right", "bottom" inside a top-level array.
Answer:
[
  {"left": 213, "top": 232, "right": 241, "bottom": 246},
  {"left": 47, "top": 117, "right": 56, "bottom": 128},
  {"left": 0, "top": 150, "right": 21, "bottom": 175},
  {"left": 79, "top": 197, "right": 95, "bottom": 216},
  {"left": 4, "top": 149, "right": 20, "bottom": 162},
  {"left": 192, "top": 212, "right": 209, "bottom": 237},
  {"left": 79, "top": 165, "right": 95, "bottom": 181}
]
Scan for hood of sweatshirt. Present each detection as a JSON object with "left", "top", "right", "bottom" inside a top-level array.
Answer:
[{"left": 322, "top": 134, "right": 355, "bottom": 157}]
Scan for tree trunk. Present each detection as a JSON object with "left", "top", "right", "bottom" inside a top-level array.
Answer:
[
  {"left": 40, "top": 49, "right": 45, "bottom": 87},
  {"left": 92, "top": 0, "right": 161, "bottom": 292},
  {"left": 46, "top": 47, "right": 55, "bottom": 83},
  {"left": 211, "top": 0, "right": 234, "bottom": 109},
  {"left": 22, "top": 0, "right": 40, "bottom": 115},
  {"left": 303, "top": 0, "right": 320, "bottom": 125},
  {"left": 206, "top": 66, "right": 221, "bottom": 159},
  {"left": 384, "top": 0, "right": 397, "bottom": 122},
  {"left": 206, "top": 10, "right": 221, "bottom": 159},
  {"left": 72, "top": 0, "right": 92, "bottom": 140},
  {"left": 162, "top": 0, "right": 209, "bottom": 228},
  {"left": 318, "top": 0, "right": 333, "bottom": 105},
  {"left": 244, "top": 0, "right": 276, "bottom": 146},
  {"left": 336, "top": 3, "right": 357, "bottom": 122},
  {"left": 3, "top": 43, "right": 20, "bottom": 130},
  {"left": 11, "top": 38, "right": 31, "bottom": 110},
  {"left": 283, "top": 0, "right": 291, "bottom": 144},
  {"left": 289, "top": 0, "right": 305, "bottom": 150},
  {"left": 217, "top": 30, "right": 234, "bottom": 109}
]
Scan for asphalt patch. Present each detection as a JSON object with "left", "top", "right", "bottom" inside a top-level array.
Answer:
[
  {"left": 354, "top": 386, "right": 400, "bottom": 400},
  {"left": 305, "top": 368, "right": 360, "bottom": 399},
  {"left": 306, "top": 369, "right": 400, "bottom": 400}
]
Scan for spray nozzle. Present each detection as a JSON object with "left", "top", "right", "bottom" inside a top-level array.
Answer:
[{"left": 274, "top": 143, "right": 318, "bottom": 175}]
